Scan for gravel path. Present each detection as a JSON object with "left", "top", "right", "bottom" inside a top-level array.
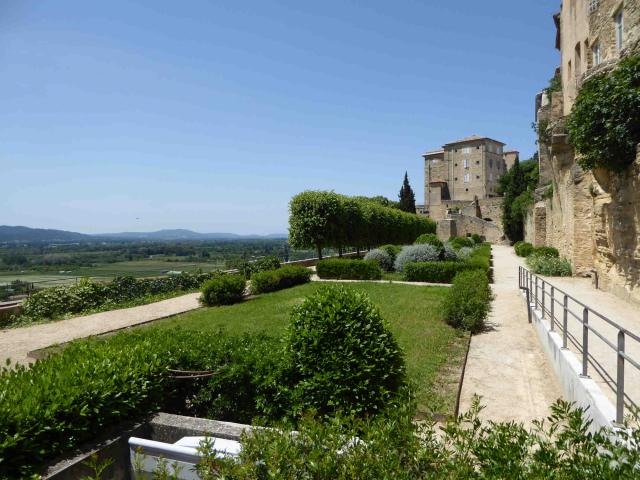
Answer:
[
  {"left": 0, "top": 292, "right": 202, "bottom": 365},
  {"left": 459, "top": 245, "right": 563, "bottom": 425}
]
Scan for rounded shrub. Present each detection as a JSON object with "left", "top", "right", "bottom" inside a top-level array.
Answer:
[
  {"left": 364, "top": 249, "right": 394, "bottom": 271},
  {"left": 449, "top": 236, "right": 474, "bottom": 250},
  {"left": 380, "top": 244, "right": 402, "bottom": 263},
  {"left": 533, "top": 246, "right": 559, "bottom": 258},
  {"left": 442, "top": 243, "right": 458, "bottom": 261},
  {"left": 394, "top": 244, "right": 440, "bottom": 272},
  {"left": 457, "top": 246, "right": 474, "bottom": 260},
  {"left": 250, "top": 266, "right": 311, "bottom": 295},
  {"left": 414, "top": 233, "right": 444, "bottom": 250},
  {"left": 316, "top": 259, "right": 382, "bottom": 280},
  {"left": 443, "top": 269, "right": 492, "bottom": 333},
  {"left": 514, "top": 241, "right": 534, "bottom": 257},
  {"left": 200, "top": 275, "right": 246, "bottom": 306},
  {"left": 471, "top": 233, "right": 482, "bottom": 244},
  {"left": 286, "top": 285, "right": 405, "bottom": 417},
  {"left": 526, "top": 255, "right": 572, "bottom": 277}
]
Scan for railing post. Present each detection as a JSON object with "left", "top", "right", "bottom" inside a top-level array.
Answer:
[
  {"left": 541, "top": 280, "right": 546, "bottom": 319},
  {"left": 581, "top": 308, "right": 589, "bottom": 377},
  {"left": 525, "top": 284, "right": 532, "bottom": 323},
  {"left": 616, "top": 331, "right": 625, "bottom": 424},
  {"left": 550, "top": 286, "right": 555, "bottom": 331},
  {"left": 562, "top": 295, "right": 568, "bottom": 349},
  {"left": 535, "top": 277, "right": 539, "bottom": 309}
]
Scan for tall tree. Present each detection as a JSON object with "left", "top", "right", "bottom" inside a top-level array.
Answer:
[{"left": 398, "top": 172, "right": 416, "bottom": 213}]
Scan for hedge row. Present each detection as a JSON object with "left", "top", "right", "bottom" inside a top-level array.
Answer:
[
  {"left": 316, "top": 259, "right": 383, "bottom": 280},
  {"left": 21, "top": 272, "right": 217, "bottom": 320},
  {"left": 288, "top": 191, "right": 436, "bottom": 258},
  {"left": 443, "top": 269, "right": 493, "bottom": 333},
  {"left": 402, "top": 244, "right": 492, "bottom": 283},
  {"left": 201, "top": 275, "right": 246, "bottom": 306},
  {"left": 250, "top": 266, "right": 312, "bottom": 294},
  {"left": 514, "top": 241, "right": 559, "bottom": 258}
]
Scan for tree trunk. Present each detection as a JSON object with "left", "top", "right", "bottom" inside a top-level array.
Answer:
[{"left": 317, "top": 245, "right": 323, "bottom": 260}]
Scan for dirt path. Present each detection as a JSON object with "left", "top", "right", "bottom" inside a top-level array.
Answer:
[
  {"left": 0, "top": 293, "right": 201, "bottom": 365},
  {"left": 459, "top": 245, "right": 562, "bottom": 425}
]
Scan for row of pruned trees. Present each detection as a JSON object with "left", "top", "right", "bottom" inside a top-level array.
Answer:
[{"left": 288, "top": 191, "right": 436, "bottom": 258}]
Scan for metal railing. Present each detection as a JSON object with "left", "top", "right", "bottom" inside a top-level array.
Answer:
[{"left": 519, "top": 266, "right": 640, "bottom": 424}]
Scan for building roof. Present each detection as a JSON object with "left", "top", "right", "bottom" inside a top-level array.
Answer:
[
  {"left": 443, "top": 135, "right": 506, "bottom": 147},
  {"left": 422, "top": 149, "right": 444, "bottom": 157},
  {"left": 504, "top": 150, "right": 519, "bottom": 154}
]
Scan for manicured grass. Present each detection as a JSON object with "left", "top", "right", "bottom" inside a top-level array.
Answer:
[{"left": 151, "top": 282, "right": 468, "bottom": 415}]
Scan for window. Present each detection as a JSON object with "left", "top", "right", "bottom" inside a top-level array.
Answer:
[
  {"left": 575, "top": 43, "right": 582, "bottom": 77},
  {"left": 497, "top": 146, "right": 502, "bottom": 154},
  {"left": 592, "top": 42, "right": 601, "bottom": 66},
  {"left": 615, "top": 9, "right": 624, "bottom": 50},
  {"left": 476, "top": 175, "right": 480, "bottom": 179},
  {"left": 462, "top": 147, "right": 471, "bottom": 154},
  {"left": 489, "top": 159, "right": 493, "bottom": 168},
  {"left": 489, "top": 172, "right": 494, "bottom": 181},
  {"left": 464, "top": 173, "right": 470, "bottom": 183},
  {"left": 476, "top": 160, "right": 480, "bottom": 165},
  {"left": 463, "top": 159, "right": 469, "bottom": 168}
]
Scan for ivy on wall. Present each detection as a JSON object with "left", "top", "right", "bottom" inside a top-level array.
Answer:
[{"left": 566, "top": 55, "right": 640, "bottom": 172}]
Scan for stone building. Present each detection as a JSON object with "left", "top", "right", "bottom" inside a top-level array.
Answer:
[{"left": 526, "top": 0, "right": 640, "bottom": 303}]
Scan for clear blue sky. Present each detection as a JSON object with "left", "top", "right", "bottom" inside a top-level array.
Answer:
[{"left": 1, "top": 0, "right": 559, "bottom": 234}]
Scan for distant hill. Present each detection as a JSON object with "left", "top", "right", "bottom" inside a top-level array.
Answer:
[
  {"left": 0, "top": 225, "right": 92, "bottom": 243},
  {"left": 0, "top": 225, "right": 287, "bottom": 243}
]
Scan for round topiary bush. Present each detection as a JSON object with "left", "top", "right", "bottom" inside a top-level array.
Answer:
[
  {"left": 200, "top": 275, "right": 246, "bottom": 306},
  {"left": 449, "top": 236, "right": 474, "bottom": 250},
  {"left": 442, "top": 243, "right": 458, "bottom": 261},
  {"left": 286, "top": 285, "right": 405, "bottom": 417},
  {"left": 471, "top": 233, "right": 482, "bottom": 244},
  {"left": 457, "top": 246, "right": 474, "bottom": 260},
  {"left": 394, "top": 244, "right": 440, "bottom": 272},
  {"left": 364, "top": 249, "right": 394, "bottom": 271},
  {"left": 514, "top": 241, "right": 534, "bottom": 257},
  {"left": 414, "top": 233, "right": 444, "bottom": 251},
  {"left": 380, "top": 244, "right": 402, "bottom": 263}
]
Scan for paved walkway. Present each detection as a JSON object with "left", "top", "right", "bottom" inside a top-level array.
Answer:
[
  {"left": 534, "top": 274, "right": 640, "bottom": 415},
  {"left": 459, "top": 245, "right": 563, "bottom": 425},
  {"left": 0, "top": 293, "right": 201, "bottom": 365}
]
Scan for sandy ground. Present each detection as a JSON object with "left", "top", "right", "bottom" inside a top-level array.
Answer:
[
  {"left": 0, "top": 292, "right": 202, "bottom": 364},
  {"left": 459, "top": 245, "right": 563, "bottom": 425},
  {"left": 534, "top": 273, "right": 640, "bottom": 417}
]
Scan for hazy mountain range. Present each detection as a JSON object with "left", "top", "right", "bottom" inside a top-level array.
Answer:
[{"left": 0, "top": 226, "right": 287, "bottom": 243}]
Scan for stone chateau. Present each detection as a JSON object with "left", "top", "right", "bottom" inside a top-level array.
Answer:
[
  {"left": 527, "top": 0, "right": 640, "bottom": 303},
  {"left": 420, "top": 135, "right": 519, "bottom": 242}
]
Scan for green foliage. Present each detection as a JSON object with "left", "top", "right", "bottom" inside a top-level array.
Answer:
[
  {"left": 249, "top": 266, "right": 311, "bottom": 295},
  {"left": 235, "top": 255, "right": 281, "bottom": 280},
  {"left": 449, "top": 236, "right": 474, "bottom": 250},
  {"left": 443, "top": 270, "right": 492, "bottom": 333},
  {"left": 471, "top": 233, "right": 482, "bottom": 244},
  {"left": 316, "top": 259, "right": 382, "bottom": 280},
  {"left": 533, "top": 246, "right": 559, "bottom": 258},
  {"left": 545, "top": 71, "right": 562, "bottom": 95},
  {"left": 380, "top": 244, "right": 401, "bottom": 262},
  {"left": 403, "top": 261, "right": 474, "bottom": 283},
  {"left": 21, "top": 272, "right": 216, "bottom": 321},
  {"left": 288, "top": 191, "right": 435, "bottom": 258},
  {"left": 286, "top": 286, "right": 405, "bottom": 417},
  {"left": 200, "top": 275, "right": 246, "bottom": 306},
  {"left": 498, "top": 156, "right": 539, "bottom": 242},
  {"left": 398, "top": 171, "right": 417, "bottom": 213},
  {"left": 393, "top": 244, "right": 441, "bottom": 272},
  {"left": 363, "top": 249, "right": 394, "bottom": 272},
  {"left": 414, "top": 233, "right": 444, "bottom": 252},
  {"left": 514, "top": 241, "right": 534, "bottom": 257},
  {"left": 213, "top": 397, "right": 640, "bottom": 479},
  {"left": 567, "top": 55, "right": 640, "bottom": 171},
  {"left": 526, "top": 255, "right": 572, "bottom": 276}
]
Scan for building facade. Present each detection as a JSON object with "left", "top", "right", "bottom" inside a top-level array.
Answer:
[{"left": 423, "top": 135, "right": 516, "bottom": 208}]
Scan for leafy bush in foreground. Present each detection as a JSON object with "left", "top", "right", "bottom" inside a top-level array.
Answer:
[
  {"left": 200, "top": 275, "right": 246, "bottom": 306},
  {"left": 316, "top": 259, "right": 382, "bottom": 280},
  {"left": 286, "top": 286, "right": 405, "bottom": 417},
  {"left": 527, "top": 255, "right": 572, "bottom": 277},
  {"left": 514, "top": 241, "right": 534, "bottom": 257},
  {"left": 250, "top": 266, "right": 311, "bottom": 295},
  {"left": 533, "top": 246, "right": 559, "bottom": 258},
  {"left": 393, "top": 244, "right": 440, "bottom": 272},
  {"left": 443, "top": 269, "right": 492, "bottom": 333},
  {"left": 364, "top": 249, "right": 394, "bottom": 272},
  {"left": 212, "top": 398, "right": 640, "bottom": 480}
]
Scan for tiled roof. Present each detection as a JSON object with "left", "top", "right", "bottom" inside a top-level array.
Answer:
[
  {"left": 423, "top": 149, "right": 444, "bottom": 156},
  {"left": 443, "top": 135, "right": 506, "bottom": 146}
]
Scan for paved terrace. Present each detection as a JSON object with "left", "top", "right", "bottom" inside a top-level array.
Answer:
[{"left": 459, "top": 245, "right": 563, "bottom": 424}]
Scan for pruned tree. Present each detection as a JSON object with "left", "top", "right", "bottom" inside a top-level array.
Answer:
[{"left": 398, "top": 172, "right": 416, "bottom": 213}]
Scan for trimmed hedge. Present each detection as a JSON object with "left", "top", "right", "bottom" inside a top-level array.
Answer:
[
  {"left": 414, "top": 233, "right": 444, "bottom": 251},
  {"left": 316, "top": 259, "right": 382, "bottom": 280},
  {"left": 404, "top": 261, "right": 481, "bottom": 283},
  {"left": 250, "top": 266, "right": 311, "bottom": 295},
  {"left": 514, "top": 241, "right": 534, "bottom": 257},
  {"left": 21, "top": 272, "right": 217, "bottom": 321},
  {"left": 533, "top": 246, "right": 559, "bottom": 258},
  {"left": 394, "top": 244, "right": 441, "bottom": 272},
  {"left": 443, "top": 269, "right": 492, "bottom": 333},
  {"left": 364, "top": 249, "right": 394, "bottom": 271},
  {"left": 200, "top": 275, "right": 246, "bottom": 306},
  {"left": 449, "top": 236, "right": 474, "bottom": 250}
]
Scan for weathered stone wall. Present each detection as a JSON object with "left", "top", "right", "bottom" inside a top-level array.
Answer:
[{"left": 450, "top": 214, "right": 507, "bottom": 244}]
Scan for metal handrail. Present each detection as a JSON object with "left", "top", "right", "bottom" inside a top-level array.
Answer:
[{"left": 519, "top": 265, "right": 639, "bottom": 424}]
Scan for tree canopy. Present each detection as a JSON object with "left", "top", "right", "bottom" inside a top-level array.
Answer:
[
  {"left": 497, "top": 155, "right": 539, "bottom": 242},
  {"left": 398, "top": 172, "right": 417, "bottom": 213}
]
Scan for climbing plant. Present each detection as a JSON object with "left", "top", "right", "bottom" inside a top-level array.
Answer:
[{"left": 566, "top": 54, "right": 640, "bottom": 171}]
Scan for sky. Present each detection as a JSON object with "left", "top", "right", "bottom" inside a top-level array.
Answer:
[{"left": 1, "top": 1, "right": 560, "bottom": 235}]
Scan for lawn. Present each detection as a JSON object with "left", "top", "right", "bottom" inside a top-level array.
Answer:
[{"left": 150, "top": 282, "right": 469, "bottom": 416}]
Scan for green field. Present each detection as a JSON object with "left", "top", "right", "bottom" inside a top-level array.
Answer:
[{"left": 146, "top": 282, "right": 468, "bottom": 416}]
